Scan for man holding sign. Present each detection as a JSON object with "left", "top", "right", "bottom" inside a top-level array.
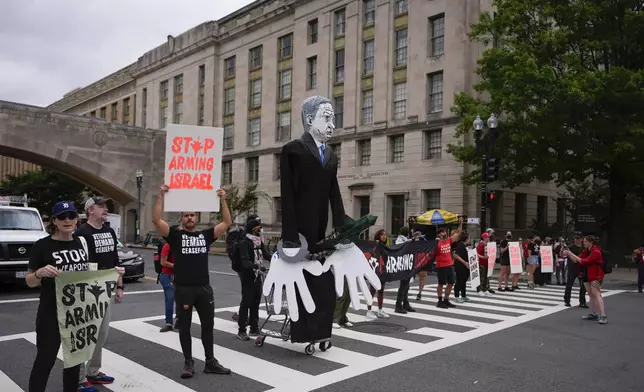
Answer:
[
  {"left": 152, "top": 184, "right": 232, "bottom": 379},
  {"left": 433, "top": 219, "right": 463, "bottom": 309}
]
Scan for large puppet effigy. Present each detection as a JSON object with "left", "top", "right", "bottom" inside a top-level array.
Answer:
[{"left": 262, "top": 96, "right": 381, "bottom": 347}]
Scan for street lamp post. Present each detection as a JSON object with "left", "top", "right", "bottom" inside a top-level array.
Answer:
[
  {"left": 473, "top": 114, "right": 499, "bottom": 230},
  {"left": 135, "top": 169, "right": 143, "bottom": 243}
]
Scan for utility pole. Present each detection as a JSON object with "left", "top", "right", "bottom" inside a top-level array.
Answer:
[{"left": 473, "top": 114, "right": 499, "bottom": 230}]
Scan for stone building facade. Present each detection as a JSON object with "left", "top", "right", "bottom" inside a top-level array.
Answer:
[{"left": 47, "top": 0, "right": 564, "bottom": 239}]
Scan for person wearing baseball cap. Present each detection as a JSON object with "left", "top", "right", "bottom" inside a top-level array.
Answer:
[
  {"left": 563, "top": 232, "right": 587, "bottom": 307},
  {"left": 476, "top": 232, "right": 493, "bottom": 296}
]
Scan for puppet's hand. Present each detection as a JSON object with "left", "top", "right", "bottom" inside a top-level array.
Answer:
[
  {"left": 262, "top": 251, "right": 324, "bottom": 322},
  {"left": 323, "top": 243, "right": 381, "bottom": 310}
]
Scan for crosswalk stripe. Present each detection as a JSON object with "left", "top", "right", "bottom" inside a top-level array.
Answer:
[
  {"left": 407, "top": 288, "right": 553, "bottom": 308},
  {"left": 487, "top": 291, "right": 562, "bottom": 302},
  {"left": 358, "top": 304, "right": 485, "bottom": 328},
  {"left": 377, "top": 298, "right": 512, "bottom": 321},
  {"left": 0, "top": 370, "right": 22, "bottom": 392},
  {"left": 111, "top": 318, "right": 314, "bottom": 389},
  {"left": 22, "top": 332, "right": 195, "bottom": 392},
  {"left": 405, "top": 327, "right": 459, "bottom": 339}
]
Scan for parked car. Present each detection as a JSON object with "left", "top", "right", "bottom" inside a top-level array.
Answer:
[{"left": 117, "top": 239, "right": 145, "bottom": 282}]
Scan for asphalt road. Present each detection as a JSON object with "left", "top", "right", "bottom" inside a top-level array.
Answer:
[{"left": 0, "top": 248, "right": 642, "bottom": 392}]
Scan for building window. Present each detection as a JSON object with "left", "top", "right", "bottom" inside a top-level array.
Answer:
[
  {"left": 334, "top": 9, "right": 346, "bottom": 37},
  {"left": 174, "top": 74, "right": 183, "bottom": 94},
  {"left": 198, "top": 65, "right": 205, "bottom": 125},
  {"left": 361, "top": 89, "right": 373, "bottom": 125},
  {"left": 173, "top": 101, "right": 183, "bottom": 124},
  {"left": 395, "top": 28, "right": 408, "bottom": 66},
  {"left": 90, "top": 110, "right": 96, "bottom": 117},
  {"left": 279, "top": 34, "right": 293, "bottom": 59},
  {"left": 328, "top": 143, "right": 341, "bottom": 167},
  {"left": 308, "top": 19, "right": 318, "bottom": 44},
  {"left": 429, "top": 14, "right": 445, "bottom": 57},
  {"left": 389, "top": 194, "right": 406, "bottom": 235},
  {"left": 278, "top": 69, "right": 292, "bottom": 101},
  {"left": 123, "top": 98, "right": 130, "bottom": 124},
  {"left": 110, "top": 102, "right": 118, "bottom": 121},
  {"left": 159, "top": 80, "right": 168, "bottom": 128},
  {"left": 357, "top": 196, "right": 370, "bottom": 239},
  {"left": 307, "top": 56, "right": 317, "bottom": 90},
  {"left": 274, "top": 197, "right": 283, "bottom": 224},
  {"left": 100, "top": 107, "right": 106, "bottom": 119},
  {"left": 334, "top": 49, "right": 345, "bottom": 84},
  {"left": 427, "top": 72, "right": 444, "bottom": 113},
  {"left": 160, "top": 80, "right": 168, "bottom": 100},
  {"left": 224, "top": 56, "right": 236, "bottom": 78},
  {"left": 249, "top": 78, "right": 262, "bottom": 108},
  {"left": 423, "top": 189, "right": 441, "bottom": 210},
  {"left": 515, "top": 193, "right": 527, "bottom": 229},
  {"left": 358, "top": 139, "right": 371, "bottom": 166},
  {"left": 424, "top": 129, "right": 442, "bottom": 159},
  {"left": 141, "top": 88, "right": 147, "bottom": 128},
  {"left": 334, "top": 96, "right": 344, "bottom": 129},
  {"left": 364, "top": 0, "right": 375, "bottom": 25},
  {"left": 224, "top": 87, "right": 235, "bottom": 115},
  {"left": 223, "top": 124, "right": 234, "bottom": 150},
  {"left": 173, "top": 74, "right": 184, "bottom": 124},
  {"left": 276, "top": 111, "right": 291, "bottom": 142},
  {"left": 249, "top": 46, "right": 263, "bottom": 70},
  {"left": 363, "top": 39, "right": 374, "bottom": 75},
  {"left": 222, "top": 161, "right": 232, "bottom": 185},
  {"left": 395, "top": 0, "right": 408, "bottom": 15},
  {"left": 160, "top": 107, "right": 167, "bottom": 128},
  {"left": 393, "top": 82, "right": 407, "bottom": 119},
  {"left": 389, "top": 135, "right": 404, "bottom": 163},
  {"left": 246, "top": 157, "right": 259, "bottom": 183},
  {"left": 274, "top": 154, "right": 281, "bottom": 180},
  {"left": 248, "top": 118, "right": 261, "bottom": 146}
]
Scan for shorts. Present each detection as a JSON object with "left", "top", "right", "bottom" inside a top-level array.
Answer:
[
  {"left": 436, "top": 266, "right": 455, "bottom": 285},
  {"left": 527, "top": 255, "right": 540, "bottom": 265}
]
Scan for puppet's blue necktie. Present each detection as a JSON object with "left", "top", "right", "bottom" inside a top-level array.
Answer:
[{"left": 319, "top": 145, "right": 325, "bottom": 164}]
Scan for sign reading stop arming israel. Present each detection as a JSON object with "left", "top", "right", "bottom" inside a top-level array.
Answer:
[
  {"left": 467, "top": 248, "right": 481, "bottom": 289},
  {"left": 486, "top": 242, "right": 497, "bottom": 277},
  {"left": 508, "top": 242, "right": 523, "bottom": 274}
]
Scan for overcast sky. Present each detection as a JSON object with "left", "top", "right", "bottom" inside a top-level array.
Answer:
[{"left": 0, "top": 0, "right": 255, "bottom": 107}]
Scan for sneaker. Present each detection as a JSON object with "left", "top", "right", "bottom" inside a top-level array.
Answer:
[
  {"left": 365, "top": 310, "right": 378, "bottom": 320},
  {"left": 436, "top": 300, "right": 448, "bottom": 309},
  {"left": 513, "top": 285, "right": 521, "bottom": 290},
  {"left": 564, "top": 302, "right": 571, "bottom": 307},
  {"left": 579, "top": 303, "right": 589, "bottom": 308},
  {"left": 507, "top": 287, "right": 515, "bottom": 292},
  {"left": 498, "top": 287, "right": 506, "bottom": 292},
  {"left": 394, "top": 307, "right": 407, "bottom": 314},
  {"left": 456, "top": 297, "right": 466, "bottom": 303},
  {"left": 416, "top": 293, "right": 422, "bottom": 300},
  {"left": 478, "top": 291, "right": 488, "bottom": 297},
  {"left": 464, "top": 296, "right": 472, "bottom": 302},
  {"left": 342, "top": 321, "right": 354, "bottom": 327},
  {"left": 582, "top": 313, "right": 599, "bottom": 321},
  {"left": 332, "top": 322, "right": 342, "bottom": 329},
  {"left": 78, "top": 382, "right": 98, "bottom": 392},
  {"left": 181, "top": 360, "right": 195, "bottom": 379},
  {"left": 443, "top": 299, "right": 456, "bottom": 308},
  {"left": 376, "top": 309, "right": 390, "bottom": 319},
  {"left": 487, "top": 289, "right": 496, "bottom": 294},
  {"left": 237, "top": 331, "right": 250, "bottom": 341},
  {"left": 598, "top": 316, "right": 608, "bottom": 325},
  {"left": 86, "top": 372, "right": 114, "bottom": 384},
  {"left": 248, "top": 329, "right": 260, "bottom": 337},
  {"left": 159, "top": 325, "right": 173, "bottom": 333},
  {"left": 403, "top": 303, "right": 415, "bottom": 312},
  {"left": 204, "top": 358, "right": 232, "bottom": 375}
]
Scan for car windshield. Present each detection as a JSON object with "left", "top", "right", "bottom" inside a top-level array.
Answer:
[{"left": 0, "top": 209, "right": 43, "bottom": 231}]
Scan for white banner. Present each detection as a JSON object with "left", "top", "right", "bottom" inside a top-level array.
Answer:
[
  {"left": 509, "top": 242, "right": 523, "bottom": 274},
  {"left": 164, "top": 124, "right": 224, "bottom": 212},
  {"left": 486, "top": 242, "right": 497, "bottom": 277},
  {"left": 540, "top": 245, "right": 554, "bottom": 273},
  {"left": 467, "top": 248, "right": 481, "bottom": 290}
]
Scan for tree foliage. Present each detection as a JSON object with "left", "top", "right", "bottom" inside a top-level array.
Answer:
[
  {"left": 0, "top": 168, "right": 90, "bottom": 217},
  {"left": 448, "top": 0, "right": 644, "bottom": 256},
  {"left": 211, "top": 182, "right": 272, "bottom": 224}
]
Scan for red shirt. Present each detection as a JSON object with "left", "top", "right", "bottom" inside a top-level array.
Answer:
[
  {"left": 477, "top": 242, "right": 488, "bottom": 265},
  {"left": 435, "top": 238, "right": 454, "bottom": 268},
  {"left": 579, "top": 245, "right": 604, "bottom": 281},
  {"left": 160, "top": 243, "right": 174, "bottom": 275}
]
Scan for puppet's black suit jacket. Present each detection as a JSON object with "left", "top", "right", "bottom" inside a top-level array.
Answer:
[{"left": 279, "top": 131, "right": 346, "bottom": 343}]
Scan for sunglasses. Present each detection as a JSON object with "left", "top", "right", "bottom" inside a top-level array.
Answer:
[{"left": 56, "top": 212, "right": 78, "bottom": 220}]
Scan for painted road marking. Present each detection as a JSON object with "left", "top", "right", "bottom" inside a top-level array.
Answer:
[{"left": 0, "top": 370, "right": 22, "bottom": 392}]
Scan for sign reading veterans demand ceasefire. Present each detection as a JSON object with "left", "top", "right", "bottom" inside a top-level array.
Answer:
[
  {"left": 540, "top": 245, "right": 554, "bottom": 273},
  {"left": 55, "top": 269, "right": 119, "bottom": 368},
  {"left": 164, "top": 124, "right": 224, "bottom": 212}
]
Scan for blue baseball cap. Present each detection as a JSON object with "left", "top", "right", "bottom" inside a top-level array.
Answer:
[{"left": 51, "top": 201, "right": 77, "bottom": 217}]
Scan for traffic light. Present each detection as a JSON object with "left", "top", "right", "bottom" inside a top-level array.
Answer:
[
  {"left": 486, "top": 157, "right": 499, "bottom": 181},
  {"left": 488, "top": 191, "right": 497, "bottom": 203}
]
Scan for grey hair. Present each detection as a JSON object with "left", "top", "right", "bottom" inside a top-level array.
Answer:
[{"left": 301, "top": 95, "right": 332, "bottom": 133}]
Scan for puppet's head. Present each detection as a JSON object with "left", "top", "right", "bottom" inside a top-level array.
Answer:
[{"left": 301, "top": 95, "right": 335, "bottom": 143}]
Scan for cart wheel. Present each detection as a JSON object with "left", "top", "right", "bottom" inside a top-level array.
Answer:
[
  {"left": 305, "top": 344, "right": 315, "bottom": 355},
  {"left": 255, "top": 336, "right": 265, "bottom": 347},
  {"left": 320, "top": 341, "right": 332, "bottom": 352}
]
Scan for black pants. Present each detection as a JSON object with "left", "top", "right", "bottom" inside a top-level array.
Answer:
[
  {"left": 238, "top": 273, "right": 262, "bottom": 332},
  {"left": 395, "top": 278, "right": 411, "bottom": 307},
  {"left": 477, "top": 265, "right": 489, "bottom": 292},
  {"left": 563, "top": 272, "right": 586, "bottom": 305},
  {"left": 454, "top": 266, "right": 469, "bottom": 298},
  {"left": 638, "top": 264, "right": 644, "bottom": 291},
  {"left": 29, "top": 311, "right": 81, "bottom": 392},
  {"left": 175, "top": 284, "right": 215, "bottom": 362}
]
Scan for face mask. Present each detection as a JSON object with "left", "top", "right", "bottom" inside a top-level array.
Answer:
[{"left": 259, "top": 229, "right": 265, "bottom": 236}]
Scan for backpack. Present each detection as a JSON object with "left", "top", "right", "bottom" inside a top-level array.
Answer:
[
  {"left": 226, "top": 227, "right": 246, "bottom": 272},
  {"left": 154, "top": 240, "right": 172, "bottom": 275},
  {"left": 601, "top": 250, "right": 612, "bottom": 274}
]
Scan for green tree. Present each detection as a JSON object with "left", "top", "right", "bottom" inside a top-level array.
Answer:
[
  {"left": 447, "top": 0, "right": 644, "bottom": 259},
  {"left": 211, "top": 182, "right": 272, "bottom": 224},
  {"left": 0, "top": 168, "right": 90, "bottom": 217}
]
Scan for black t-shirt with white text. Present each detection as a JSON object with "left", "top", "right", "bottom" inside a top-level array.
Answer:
[
  {"left": 166, "top": 227, "right": 216, "bottom": 286},
  {"left": 28, "top": 236, "right": 90, "bottom": 322},
  {"left": 528, "top": 242, "right": 540, "bottom": 256},
  {"left": 500, "top": 240, "right": 510, "bottom": 263},
  {"left": 75, "top": 223, "right": 118, "bottom": 269}
]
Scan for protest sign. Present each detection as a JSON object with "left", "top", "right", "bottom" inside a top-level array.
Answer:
[
  {"left": 467, "top": 248, "right": 481, "bottom": 289},
  {"left": 55, "top": 269, "right": 119, "bottom": 368},
  {"left": 540, "top": 245, "right": 554, "bottom": 273},
  {"left": 164, "top": 124, "right": 224, "bottom": 212},
  {"left": 356, "top": 240, "right": 437, "bottom": 283},
  {"left": 509, "top": 241, "right": 523, "bottom": 274},
  {"left": 486, "top": 242, "right": 497, "bottom": 277}
]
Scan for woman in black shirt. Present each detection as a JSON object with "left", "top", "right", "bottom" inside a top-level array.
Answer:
[{"left": 25, "top": 201, "right": 95, "bottom": 392}]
